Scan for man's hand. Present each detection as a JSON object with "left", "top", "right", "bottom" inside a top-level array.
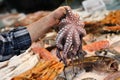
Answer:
[
  {"left": 27, "top": 6, "right": 71, "bottom": 42},
  {"left": 46, "top": 6, "right": 71, "bottom": 26}
]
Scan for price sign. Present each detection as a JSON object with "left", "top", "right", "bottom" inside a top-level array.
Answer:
[{"left": 82, "top": 0, "right": 106, "bottom": 13}]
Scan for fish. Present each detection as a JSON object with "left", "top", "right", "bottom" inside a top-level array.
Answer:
[
  {"left": 95, "top": 40, "right": 120, "bottom": 62},
  {"left": 109, "top": 40, "right": 120, "bottom": 53},
  {"left": 74, "top": 71, "right": 108, "bottom": 80},
  {"left": 0, "top": 48, "right": 39, "bottom": 80},
  {"left": 12, "top": 60, "right": 64, "bottom": 80},
  {"left": 56, "top": 66, "right": 83, "bottom": 80},
  {"left": 56, "top": 68, "right": 109, "bottom": 80},
  {"left": 1, "top": 54, "right": 40, "bottom": 80},
  {"left": 70, "top": 56, "right": 118, "bottom": 72},
  {"left": 102, "top": 26, "right": 120, "bottom": 34},
  {"left": 0, "top": 61, "right": 8, "bottom": 69},
  {"left": 95, "top": 49, "right": 120, "bottom": 62},
  {"left": 83, "top": 40, "right": 110, "bottom": 52},
  {"left": 31, "top": 44, "right": 58, "bottom": 60},
  {"left": 81, "top": 77, "right": 96, "bottom": 80},
  {"left": 56, "top": 56, "right": 118, "bottom": 80},
  {"left": 104, "top": 71, "right": 120, "bottom": 80}
]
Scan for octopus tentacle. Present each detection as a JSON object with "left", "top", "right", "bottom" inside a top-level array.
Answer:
[
  {"left": 68, "top": 51, "right": 76, "bottom": 74},
  {"left": 62, "top": 28, "right": 73, "bottom": 65},
  {"left": 72, "top": 29, "right": 81, "bottom": 55},
  {"left": 58, "top": 19, "right": 68, "bottom": 29},
  {"left": 66, "top": 9, "right": 73, "bottom": 19},
  {"left": 56, "top": 25, "right": 70, "bottom": 49},
  {"left": 77, "top": 27, "right": 86, "bottom": 36},
  {"left": 56, "top": 48, "right": 62, "bottom": 61},
  {"left": 77, "top": 20, "right": 85, "bottom": 27},
  {"left": 63, "top": 28, "right": 73, "bottom": 55}
]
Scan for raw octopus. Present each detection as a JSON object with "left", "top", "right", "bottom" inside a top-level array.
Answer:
[{"left": 56, "top": 8, "right": 86, "bottom": 66}]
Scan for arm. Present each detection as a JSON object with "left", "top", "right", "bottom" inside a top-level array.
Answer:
[
  {"left": 0, "top": 6, "right": 71, "bottom": 61},
  {"left": 27, "top": 6, "right": 70, "bottom": 42}
]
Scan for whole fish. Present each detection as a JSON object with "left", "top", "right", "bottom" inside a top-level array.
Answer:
[
  {"left": 56, "top": 56, "right": 119, "bottom": 80},
  {"left": 95, "top": 41, "right": 120, "bottom": 62}
]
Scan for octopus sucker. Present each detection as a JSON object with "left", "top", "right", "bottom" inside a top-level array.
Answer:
[
  {"left": 63, "top": 28, "right": 73, "bottom": 52},
  {"left": 56, "top": 8, "right": 86, "bottom": 66},
  {"left": 62, "top": 29, "right": 73, "bottom": 65},
  {"left": 56, "top": 25, "right": 71, "bottom": 49}
]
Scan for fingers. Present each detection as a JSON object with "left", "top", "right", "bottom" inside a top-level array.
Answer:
[
  {"left": 53, "top": 6, "right": 71, "bottom": 20},
  {"left": 58, "top": 6, "right": 71, "bottom": 15},
  {"left": 44, "top": 6, "right": 71, "bottom": 27},
  {"left": 63, "top": 6, "right": 71, "bottom": 11},
  {"left": 56, "top": 6, "right": 71, "bottom": 14}
]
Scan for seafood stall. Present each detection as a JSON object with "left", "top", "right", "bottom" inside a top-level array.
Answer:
[{"left": 1, "top": 0, "right": 120, "bottom": 80}]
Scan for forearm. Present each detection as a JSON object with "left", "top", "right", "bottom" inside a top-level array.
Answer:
[
  {"left": 27, "top": 6, "right": 70, "bottom": 42},
  {"left": 27, "top": 13, "right": 59, "bottom": 42}
]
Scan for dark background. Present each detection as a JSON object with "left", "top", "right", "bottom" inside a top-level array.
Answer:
[{"left": 0, "top": 0, "right": 65, "bottom": 13}]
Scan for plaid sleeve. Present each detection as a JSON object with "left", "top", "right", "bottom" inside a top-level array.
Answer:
[{"left": 0, "top": 26, "right": 31, "bottom": 61}]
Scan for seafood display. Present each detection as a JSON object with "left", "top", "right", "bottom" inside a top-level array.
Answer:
[
  {"left": 56, "top": 9, "right": 120, "bottom": 80},
  {"left": 38, "top": 31, "right": 57, "bottom": 48},
  {"left": 56, "top": 8, "right": 86, "bottom": 65},
  {"left": 104, "top": 71, "right": 120, "bottom": 80},
  {"left": 102, "top": 26, "right": 120, "bottom": 33},
  {"left": 69, "top": 56, "right": 119, "bottom": 73},
  {"left": 73, "top": 71, "right": 108, "bottom": 80},
  {"left": 56, "top": 56, "right": 119, "bottom": 80},
  {"left": 83, "top": 40, "right": 110, "bottom": 52},
  {"left": 0, "top": 45, "right": 62, "bottom": 80},
  {"left": 76, "top": 10, "right": 110, "bottom": 22},
  {"left": 0, "top": 13, "right": 25, "bottom": 32},
  {"left": 12, "top": 60, "right": 64, "bottom": 80},
  {"left": 1, "top": 13, "right": 26, "bottom": 27},
  {"left": 95, "top": 48, "right": 120, "bottom": 62},
  {"left": 31, "top": 43, "right": 58, "bottom": 61},
  {"left": 0, "top": 48, "right": 40, "bottom": 80},
  {"left": 101, "top": 10, "right": 120, "bottom": 25},
  {"left": 1, "top": 7, "right": 120, "bottom": 80},
  {"left": 0, "top": 11, "right": 50, "bottom": 32}
]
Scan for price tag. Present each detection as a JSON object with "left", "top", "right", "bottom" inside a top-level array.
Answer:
[{"left": 82, "top": 0, "right": 106, "bottom": 13}]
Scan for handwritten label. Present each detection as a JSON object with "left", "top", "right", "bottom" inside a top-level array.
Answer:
[{"left": 82, "top": 0, "right": 106, "bottom": 13}]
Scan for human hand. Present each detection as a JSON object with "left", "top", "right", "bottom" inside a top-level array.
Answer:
[
  {"left": 27, "top": 6, "right": 71, "bottom": 42},
  {"left": 46, "top": 6, "right": 71, "bottom": 26}
]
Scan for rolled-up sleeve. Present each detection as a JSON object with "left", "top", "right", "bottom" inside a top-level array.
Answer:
[{"left": 0, "top": 27, "right": 31, "bottom": 61}]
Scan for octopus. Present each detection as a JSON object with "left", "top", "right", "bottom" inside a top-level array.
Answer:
[{"left": 56, "top": 8, "right": 86, "bottom": 66}]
